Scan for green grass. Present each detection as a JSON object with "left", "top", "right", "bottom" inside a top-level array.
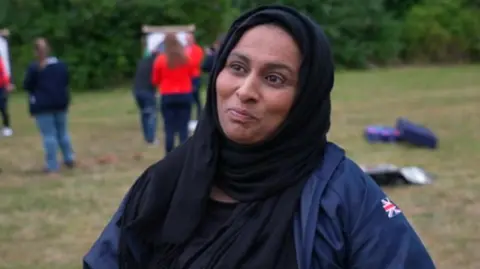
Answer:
[{"left": 1, "top": 65, "right": 480, "bottom": 269}]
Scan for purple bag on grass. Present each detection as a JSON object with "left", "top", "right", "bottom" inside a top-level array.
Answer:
[
  {"left": 364, "top": 125, "right": 401, "bottom": 143},
  {"left": 396, "top": 118, "right": 438, "bottom": 149}
]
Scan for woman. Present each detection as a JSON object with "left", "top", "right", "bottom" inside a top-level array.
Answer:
[
  {"left": 152, "top": 33, "right": 193, "bottom": 153},
  {"left": 84, "top": 5, "right": 435, "bottom": 269},
  {"left": 185, "top": 33, "right": 204, "bottom": 119},
  {"left": 201, "top": 33, "right": 225, "bottom": 73},
  {"left": 23, "top": 38, "right": 75, "bottom": 173},
  {"left": 0, "top": 55, "right": 13, "bottom": 136},
  {"left": 132, "top": 43, "right": 160, "bottom": 145}
]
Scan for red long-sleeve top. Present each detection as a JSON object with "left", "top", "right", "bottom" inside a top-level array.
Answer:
[
  {"left": 186, "top": 44, "right": 204, "bottom": 78},
  {"left": 0, "top": 57, "right": 10, "bottom": 89},
  {"left": 151, "top": 54, "right": 194, "bottom": 95}
]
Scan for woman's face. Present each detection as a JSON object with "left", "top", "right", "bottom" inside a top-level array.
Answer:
[{"left": 216, "top": 25, "right": 301, "bottom": 144}]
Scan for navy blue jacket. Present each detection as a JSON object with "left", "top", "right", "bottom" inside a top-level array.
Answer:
[
  {"left": 83, "top": 143, "right": 436, "bottom": 269},
  {"left": 132, "top": 53, "right": 157, "bottom": 93},
  {"left": 23, "top": 57, "right": 70, "bottom": 115},
  {"left": 201, "top": 53, "right": 216, "bottom": 73}
]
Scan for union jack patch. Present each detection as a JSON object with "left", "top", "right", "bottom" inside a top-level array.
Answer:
[{"left": 381, "top": 198, "right": 402, "bottom": 218}]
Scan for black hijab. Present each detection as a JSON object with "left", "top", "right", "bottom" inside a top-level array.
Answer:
[{"left": 119, "top": 4, "right": 334, "bottom": 269}]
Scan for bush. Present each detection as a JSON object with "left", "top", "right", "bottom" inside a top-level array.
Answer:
[
  {"left": 234, "top": 0, "right": 404, "bottom": 68},
  {"left": 303, "top": 0, "right": 403, "bottom": 68},
  {"left": 2, "top": 0, "right": 228, "bottom": 90},
  {"left": 1, "top": 0, "right": 480, "bottom": 91},
  {"left": 384, "top": 0, "right": 422, "bottom": 19},
  {"left": 401, "top": 0, "right": 480, "bottom": 63}
]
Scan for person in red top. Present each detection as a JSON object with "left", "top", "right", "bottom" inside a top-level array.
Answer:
[
  {"left": 185, "top": 33, "right": 204, "bottom": 119},
  {"left": 0, "top": 55, "right": 14, "bottom": 136},
  {"left": 152, "top": 33, "right": 194, "bottom": 153}
]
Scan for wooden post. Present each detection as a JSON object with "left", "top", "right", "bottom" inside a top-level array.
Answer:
[{"left": 142, "top": 24, "right": 195, "bottom": 34}]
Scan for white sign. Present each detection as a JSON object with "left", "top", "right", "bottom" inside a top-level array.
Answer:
[
  {"left": 145, "top": 31, "right": 188, "bottom": 53},
  {"left": 0, "top": 35, "right": 11, "bottom": 77}
]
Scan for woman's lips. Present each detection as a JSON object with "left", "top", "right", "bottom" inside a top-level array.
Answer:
[{"left": 227, "top": 108, "right": 257, "bottom": 123}]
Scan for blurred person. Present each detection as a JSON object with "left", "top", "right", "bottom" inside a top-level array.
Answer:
[
  {"left": 201, "top": 33, "right": 226, "bottom": 73},
  {"left": 84, "top": 5, "right": 435, "bottom": 269},
  {"left": 185, "top": 32, "right": 204, "bottom": 119},
  {"left": 152, "top": 33, "right": 194, "bottom": 153},
  {"left": 143, "top": 40, "right": 165, "bottom": 58},
  {"left": 23, "top": 38, "right": 75, "bottom": 173},
  {"left": 141, "top": 36, "right": 150, "bottom": 58},
  {"left": 155, "top": 41, "right": 165, "bottom": 54},
  {"left": 0, "top": 55, "right": 14, "bottom": 136},
  {"left": 132, "top": 42, "right": 161, "bottom": 145}
]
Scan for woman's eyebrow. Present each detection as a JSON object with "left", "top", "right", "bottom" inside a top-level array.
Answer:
[
  {"left": 229, "top": 52, "right": 250, "bottom": 63},
  {"left": 265, "top": 63, "right": 294, "bottom": 76},
  {"left": 229, "top": 52, "right": 294, "bottom": 75}
]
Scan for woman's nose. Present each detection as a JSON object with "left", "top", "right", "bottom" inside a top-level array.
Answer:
[{"left": 235, "top": 74, "right": 260, "bottom": 103}]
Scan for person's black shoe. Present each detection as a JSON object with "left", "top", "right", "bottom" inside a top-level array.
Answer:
[{"left": 65, "top": 161, "right": 76, "bottom": 169}]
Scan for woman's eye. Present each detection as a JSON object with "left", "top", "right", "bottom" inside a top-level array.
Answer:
[
  {"left": 229, "top": 63, "right": 246, "bottom": 73},
  {"left": 265, "top": 74, "right": 285, "bottom": 85}
]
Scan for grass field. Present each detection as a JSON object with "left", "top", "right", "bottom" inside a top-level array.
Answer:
[{"left": 0, "top": 65, "right": 479, "bottom": 269}]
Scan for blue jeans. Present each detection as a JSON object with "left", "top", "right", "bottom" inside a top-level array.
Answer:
[
  {"left": 160, "top": 102, "right": 191, "bottom": 153},
  {"left": 192, "top": 77, "right": 202, "bottom": 119},
  {"left": 134, "top": 91, "right": 157, "bottom": 144},
  {"left": 34, "top": 111, "right": 75, "bottom": 171}
]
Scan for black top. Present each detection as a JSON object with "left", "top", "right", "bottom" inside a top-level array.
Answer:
[
  {"left": 201, "top": 53, "right": 216, "bottom": 73},
  {"left": 176, "top": 199, "right": 237, "bottom": 268},
  {"left": 132, "top": 54, "right": 157, "bottom": 93}
]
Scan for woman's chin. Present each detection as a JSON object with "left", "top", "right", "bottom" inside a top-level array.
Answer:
[{"left": 224, "top": 130, "right": 259, "bottom": 145}]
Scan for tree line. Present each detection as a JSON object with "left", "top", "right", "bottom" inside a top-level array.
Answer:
[{"left": 1, "top": 0, "right": 479, "bottom": 90}]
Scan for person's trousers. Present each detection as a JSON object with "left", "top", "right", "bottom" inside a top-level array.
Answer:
[
  {"left": 0, "top": 92, "right": 10, "bottom": 128},
  {"left": 34, "top": 111, "right": 75, "bottom": 171},
  {"left": 192, "top": 77, "right": 202, "bottom": 119},
  {"left": 160, "top": 102, "right": 191, "bottom": 153},
  {"left": 134, "top": 90, "right": 157, "bottom": 144}
]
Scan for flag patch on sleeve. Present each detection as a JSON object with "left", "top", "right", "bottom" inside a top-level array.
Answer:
[{"left": 381, "top": 198, "right": 402, "bottom": 218}]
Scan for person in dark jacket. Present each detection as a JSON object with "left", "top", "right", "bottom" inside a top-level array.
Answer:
[
  {"left": 132, "top": 49, "right": 159, "bottom": 145},
  {"left": 83, "top": 5, "right": 435, "bottom": 269},
  {"left": 201, "top": 34, "right": 225, "bottom": 73},
  {"left": 23, "top": 38, "right": 75, "bottom": 173}
]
